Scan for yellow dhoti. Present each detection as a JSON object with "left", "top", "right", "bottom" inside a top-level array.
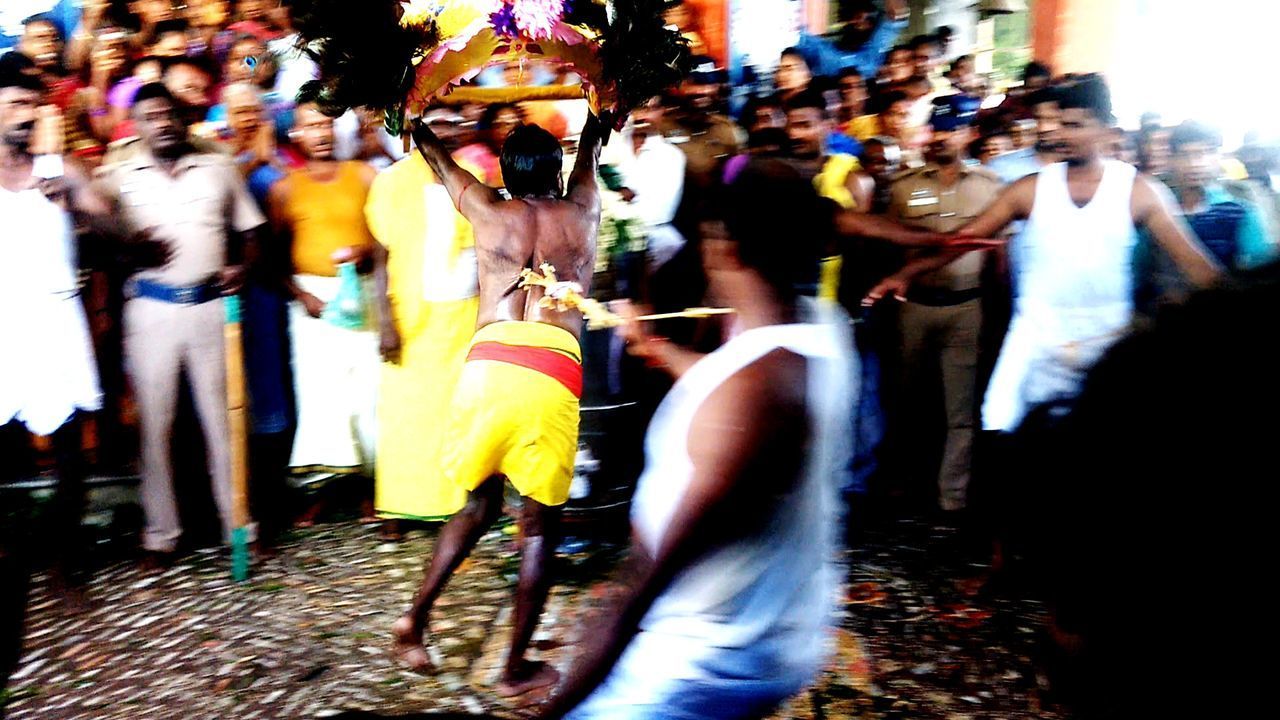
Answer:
[
  {"left": 441, "top": 321, "right": 582, "bottom": 508},
  {"left": 367, "top": 154, "right": 483, "bottom": 519}
]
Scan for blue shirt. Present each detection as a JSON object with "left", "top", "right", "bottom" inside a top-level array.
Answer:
[
  {"left": 0, "top": 0, "right": 78, "bottom": 53},
  {"left": 1188, "top": 185, "right": 1275, "bottom": 270},
  {"left": 988, "top": 147, "right": 1044, "bottom": 184},
  {"left": 827, "top": 131, "right": 862, "bottom": 157},
  {"left": 1135, "top": 183, "right": 1277, "bottom": 314},
  {"left": 794, "top": 17, "right": 908, "bottom": 79}
]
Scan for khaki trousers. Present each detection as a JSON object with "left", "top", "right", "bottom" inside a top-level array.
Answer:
[
  {"left": 124, "top": 297, "right": 235, "bottom": 552},
  {"left": 897, "top": 299, "right": 981, "bottom": 512}
]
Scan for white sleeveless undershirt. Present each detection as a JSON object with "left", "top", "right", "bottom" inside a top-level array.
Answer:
[
  {"left": 984, "top": 160, "right": 1139, "bottom": 431},
  {"left": 617, "top": 299, "right": 856, "bottom": 690}
]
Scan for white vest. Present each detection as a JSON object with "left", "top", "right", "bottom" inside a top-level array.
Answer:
[
  {"left": 619, "top": 299, "right": 855, "bottom": 690},
  {"left": 984, "top": 160, "right": 1139, "bottom": 431}
]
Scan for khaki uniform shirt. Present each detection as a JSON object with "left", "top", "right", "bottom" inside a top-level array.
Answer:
[
  {"left": 95, "top": 149, "right": 265, "bottom": 286},
  {"left": 660, "top": 114, "right": 745, "bottom": 187},
  {"left": 887, "top": 162, "right": 1003, "bottom": 292}
]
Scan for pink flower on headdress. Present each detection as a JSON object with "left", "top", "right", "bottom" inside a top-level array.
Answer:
[{"left": 512, "top": 0, "right": 565, "bottom": 40}]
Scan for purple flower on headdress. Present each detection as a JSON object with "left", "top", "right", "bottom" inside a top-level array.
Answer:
[{"left": 490, "top": 2, "right": 520, "bottom": 38}]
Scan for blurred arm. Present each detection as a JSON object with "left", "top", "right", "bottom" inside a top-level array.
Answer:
[
  {"left": 411, "top": 120, "right": 500, "bottom": 218},
  {"left": 1133, "top": 174, "right": 1223, "bottom": 288}
]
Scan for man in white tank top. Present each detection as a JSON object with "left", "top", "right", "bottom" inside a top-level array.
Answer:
[
  {"left": 866, "top": 74, "right": 1223, "bottom": 433},
  {"left": 540, "top": 160, "right": 854, "bottom": 720},
  {"left": 0, "top": 57, "right": 102, "bottom": 602}
]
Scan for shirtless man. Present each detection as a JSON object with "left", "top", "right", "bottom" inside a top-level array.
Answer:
[{"left": 391, "top": 112, "right": 606, "bottom": 697}]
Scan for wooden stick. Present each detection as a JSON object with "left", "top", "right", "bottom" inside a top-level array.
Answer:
[
  {"left": 634, "top": 307, "right": 736, "bottom": 322},
  {"left": 224, "top": 295, "right": 251, "bottom": 582}
]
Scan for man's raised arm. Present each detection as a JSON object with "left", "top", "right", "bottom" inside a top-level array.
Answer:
[
  {"left": 411, "top": 120, "right": 500, "bottom": 218},
  {"left": 566, "top": 112, "right": 606, "bottom": 208}
]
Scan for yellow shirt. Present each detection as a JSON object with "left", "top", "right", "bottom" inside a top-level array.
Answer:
[
  {"left": 814, "top": 154, "right": 863, "bottom": 302},
  {"left": 847, "top": 114, "right": 882, "bottom": 142},
  {"left": 283, "top": 161, "right": 375, "bottom": 277}
]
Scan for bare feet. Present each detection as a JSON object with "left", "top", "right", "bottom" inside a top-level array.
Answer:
[
  {"left": 360, "top": 498, "right": 380, "bottom": 524},
  {"left": 139, "top": 550, "right": 177, "bottom": 574},
  {"left": 495, "top": 660, "right": 560, "bottom": 698},
  {"left": 294, "top": 498, "right": 324, "bottom": 529},
  {"left": 379, "top": 520, "right": 403, "bottom": 542},
  {"left": 391, "top": 616, "right": 434, "bottom": 673}
]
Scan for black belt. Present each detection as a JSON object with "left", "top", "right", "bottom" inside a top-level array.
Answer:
[
  {"left": 906, "top": 286, "right": 983, "bottom": 307},
  {"left": 126, "top": 278, "right": 222, "bottom": 305}
]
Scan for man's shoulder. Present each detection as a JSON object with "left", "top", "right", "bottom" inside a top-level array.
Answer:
[
  {"left": 889, "top": 165, "right": 930, "bottom": 186},
  {"left": 188, "top": 150, "right": 235, "bottom": 168},
  {"left": 707, "top": 114, "right": 744, "bottom": 139},
  {"left": 961, "top": 164, "right": 1003, "bottom": 186}
]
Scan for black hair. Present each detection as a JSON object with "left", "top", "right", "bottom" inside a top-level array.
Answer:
[
  {"left": 783, "top": 88, "right": 829, "bottom": 119},
  {"left": 499, "top": 124, "right": 563, "bottom": 197},
  {"left": 949, "top": 54, "right": 975, "bottom": 73},
  {"left": 160, "top": 54, "right": 213, "bottom": 78},
  {"left": 746, "top": 126, "right": 789, "bottom": 154},
  {"left": 1055, "top": 73, "right": 1114, "bottom": 125},
  {"left": 0, "top": 53, "right": 44, "bottom": 92},
  {"left": 152, "top": 18, "right": 190, "bottom": 39},
  {"left": 132, "top": 82, "right": 177, "bottom": 110},
  {"left": 479, "top": 103, "right": 521, "bottom": 130},
  {"left": 21, "top": 13, "right": 64, "bottom": 43},
  {"left": 808, "top": 74, "right": 841, "bottom": 95},
  {"left": 837, "top": 0, "right": 877, "bottom": 21},
  {"left": 878, "top": 89, "right": 910, "bottom": 110},
  {"left": 780, "top": 46, "right": 808, "bottom": 64},
  {"left": 1026, "top": 86, "right": 1059, "bottom": 108},
  {"left": 837, "top": 66, "right": 864, "bottom": 81},
  {"left": 888, "top": 43, "right": 912, "bottom": 57},
  {"left": 861, "top": 135, "right": 899, "bottom": 153},
  {"left": 739, "top": 94, "right": 782, "bottom": 128},
  {"left": 908, "top": 34, "right": 939, "bottom": 51},
  {"left": 936, "top": 25, "right": 955, "bottom": 41},
  {"left": 1169, "top": 120, "right": 1222, "bottom": 153},
  {"left": 712, "top": 158, "right": 831, "bottom": 299},
  {"left": 1022, "top": 60, "right": 1052, "bottom": 84}
]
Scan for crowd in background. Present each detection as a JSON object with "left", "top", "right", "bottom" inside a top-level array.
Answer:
[
  {"left": 3, "top": 0, "right": 1279, "bottom": 561},
  {"left": 4, "top": 1, "right": 1280, "bottom": 717}
]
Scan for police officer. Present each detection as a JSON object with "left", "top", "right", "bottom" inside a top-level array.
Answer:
[
  {"left": 93, "top": 83, "right": 265, "bottom": 563},
  {"left": 886, "top": 95, "right": 1001, "bottom": 514}
]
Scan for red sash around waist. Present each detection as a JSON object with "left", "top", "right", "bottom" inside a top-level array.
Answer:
[{"left": 466, "top": 341, "right": 584, "bottom": 398}]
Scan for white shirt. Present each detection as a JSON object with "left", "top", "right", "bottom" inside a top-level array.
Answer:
[
  {"left": 620, "top": 133, "right": 686, "bottom": 266},
  {"left": 0, "top": 184, "right": 102, "bottom": 435},
  {"left": 269, "top": 33, "right": 319, "bottom": 104}
]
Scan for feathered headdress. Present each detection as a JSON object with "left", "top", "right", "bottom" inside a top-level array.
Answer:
[{"left": 293, "top": 0, "right": 691, "bottom": 133}]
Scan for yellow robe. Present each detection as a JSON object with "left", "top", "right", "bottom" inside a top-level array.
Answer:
[{"left": 368, "top": 153, "right": 481, "bottom": 519}]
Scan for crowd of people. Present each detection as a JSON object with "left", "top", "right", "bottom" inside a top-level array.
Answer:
[{"left": 3, "top": 0, "right": 1280, "bottom": 718}]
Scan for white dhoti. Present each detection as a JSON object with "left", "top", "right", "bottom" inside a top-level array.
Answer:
[
  {"left": 0, "top": 187, "right": 102, "bottom": 436},
  {"left": 288, "top": 273, "right": 380, "bottom": 473},
  {"left": 982, "top": 301, "right": 1132, "bottom": 432}
]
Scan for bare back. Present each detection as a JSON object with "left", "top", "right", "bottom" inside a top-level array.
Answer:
[
  {"left": 472, "top": 195, "right": 601, "bottom": 338},
  {"left": 411, "top": 113, "right": 608, "bottom": 339}
]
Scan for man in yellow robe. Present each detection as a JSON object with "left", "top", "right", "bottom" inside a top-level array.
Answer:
[{"left": 368, "top": 151, "right": 483, "bottom": 520}]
